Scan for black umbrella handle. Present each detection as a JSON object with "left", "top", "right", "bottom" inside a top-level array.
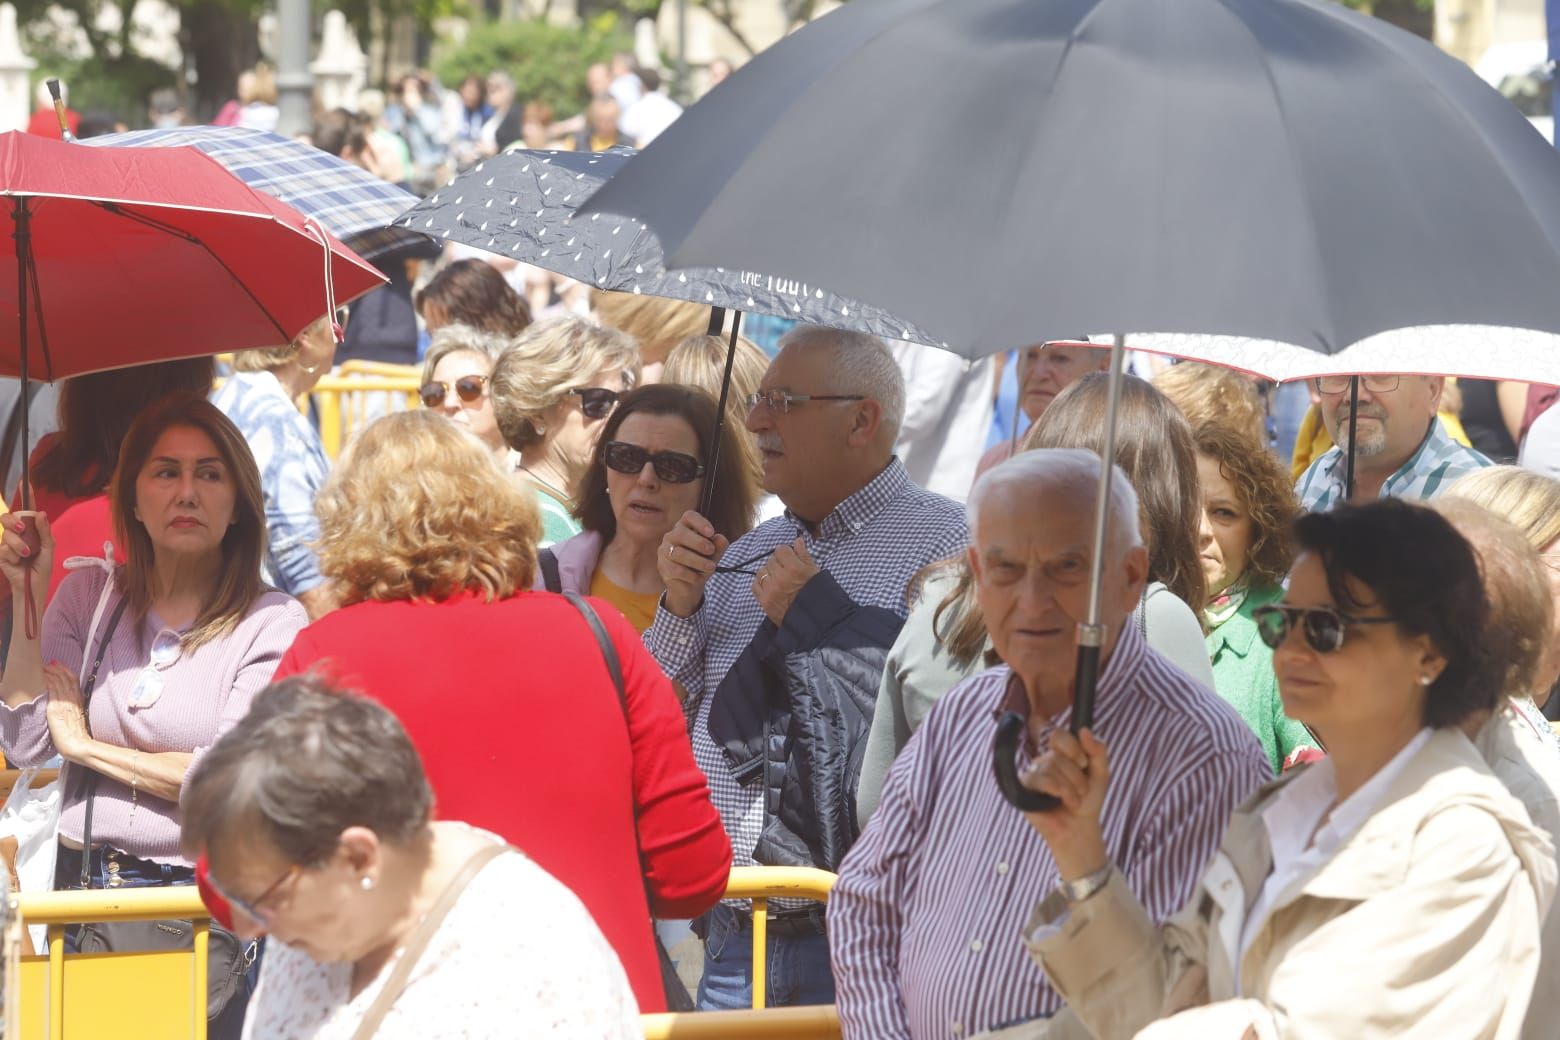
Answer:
[
  {"left": 992, "top": 641, "right": 1100, "bottom": 813},
  {"left": 698, "top": 311, "right": 742, "bottom": 518}
]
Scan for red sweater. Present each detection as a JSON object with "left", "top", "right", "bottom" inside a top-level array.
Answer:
[{"left": 273, "top": 589, "right": 731, "bottom": 1012}]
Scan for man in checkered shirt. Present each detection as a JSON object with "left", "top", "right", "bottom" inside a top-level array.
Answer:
[
  {"left": 1295, "top": 373, "right": 1489, "bottom": 511},
  {"left": 647, "top": 325, "right": 968, "bottom": 1010}
]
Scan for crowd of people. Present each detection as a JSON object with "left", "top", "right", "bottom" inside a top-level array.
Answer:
[{"left": 9, "top": 53, "right": 1560, "bottom": 1040}]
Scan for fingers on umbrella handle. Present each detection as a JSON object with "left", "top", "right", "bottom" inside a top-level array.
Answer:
[
  {"left": 13, "top": 513, "right": 39, "bottom": 567},
  {"left": 992, "top": 711, "right": 1063, "bottom": 813}
]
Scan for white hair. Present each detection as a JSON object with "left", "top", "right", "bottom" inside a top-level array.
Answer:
[
  {"left": 968, "top": 448, "right": 1143, "bottom": 552},
  {"left": 777, "top": 324, "right": 906, "bottom": 440}
]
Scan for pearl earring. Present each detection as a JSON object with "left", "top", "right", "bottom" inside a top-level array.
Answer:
[
  {"left": 1418, "top": 675, "right": 1433, "bottom": 686},
  {"left": 360, "top": 875, "right": 375, "bottom": 891}
]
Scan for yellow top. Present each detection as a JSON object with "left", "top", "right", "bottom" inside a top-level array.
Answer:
[{"left": 589, "top": 568, "right": 660, "bottom": 634}]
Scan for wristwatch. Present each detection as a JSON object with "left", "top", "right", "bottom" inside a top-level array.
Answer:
[{"left": 1058, "top": 864, "right": 1112, "bottom": 904}]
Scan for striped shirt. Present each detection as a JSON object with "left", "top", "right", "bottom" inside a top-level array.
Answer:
[
  {"left": 1295, "top": 418, "right": 1490, "bottom": 512},
  {"left": 212, "top": 371, "right": 330, "bottom": 595},
  {"left": 829, "top": 623, "right": 1271, "bottom": 1039},
  {"left": 644, "top": 459, "right": 967, "bottom": 884}
]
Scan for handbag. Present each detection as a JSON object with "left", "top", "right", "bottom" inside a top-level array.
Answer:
[
  {"left": 0, "top": 767, "right": 62, "bottom": 952},
  {"left": 561, "top": 591, "right": 697, "bottom": 1013},
  {"left": 348, "top": 841, "right": 509, "bottom": 1040},
  {"left": 65, "top": 583, "right": 253, "bottom": 1022}
]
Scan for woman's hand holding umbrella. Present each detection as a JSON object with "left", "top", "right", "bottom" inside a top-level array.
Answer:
[
  {"left": 0, "top": 511, "right": 52, "bottom": 598},
  {"left": 1020, "top": 728, "right": 1112, "bottom": 885}
]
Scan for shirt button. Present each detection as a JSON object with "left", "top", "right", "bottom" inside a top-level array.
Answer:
[
  {"left": 969, "top": 938, "right": 983, "bottom": 953},
  {"left": 995, "top": 861, "right": 1010, "bottom": 876}
]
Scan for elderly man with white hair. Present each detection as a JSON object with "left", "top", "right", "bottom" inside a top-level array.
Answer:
[
  {"left": 650, "top": 325, "right": 968, "bottom": 1009},
  {"left": 829, "top": 450, "right": 1270, "bottom": 1039}
]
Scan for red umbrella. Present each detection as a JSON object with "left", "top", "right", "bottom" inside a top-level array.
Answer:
[{"left": 0, "top": 130, "right": 386, "bottom": 636}]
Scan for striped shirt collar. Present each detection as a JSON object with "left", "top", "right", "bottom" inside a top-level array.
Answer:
[
  {"left": 993, "top": 620, "right": 1146, "bottom": 743},
  {"left": 781, "top": 457, "right": 911, "bottom": 540}
]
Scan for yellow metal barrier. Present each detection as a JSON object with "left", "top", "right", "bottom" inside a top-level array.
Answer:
[
  {"left": 4, "top": 866, "right": 841, "bottom": 1039},
  {"left": 308, "top": 360, "right": 422, "bottom": 459}
]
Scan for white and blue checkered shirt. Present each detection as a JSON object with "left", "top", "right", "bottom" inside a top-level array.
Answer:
[
  {"left": 1295, "top": 418, "right": 1490, "bottom": 513},
  {"left": 644, "top": 458, "right": 968, "bottom": 880}
]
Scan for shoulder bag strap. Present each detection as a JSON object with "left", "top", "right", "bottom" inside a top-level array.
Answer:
[
  {"left": 539, "top": 548, "right": 563, "bottom": 595},
  {"left": 350, "top": 841, "right": 509, "bottom": 1040},
  {"left": 74, "top": 594, "right": 129, "bottom": 890},
  {"left": 562, "top": 591, "right": 626, "bottom": 711}
]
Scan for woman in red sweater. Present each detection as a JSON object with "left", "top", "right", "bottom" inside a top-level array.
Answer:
[{"left": 272, "top": 409, "right": 731, "bottom": 1013}]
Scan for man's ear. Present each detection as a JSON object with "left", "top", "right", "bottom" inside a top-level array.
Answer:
[
  {"left": 967, "top": 544, "right": 983, "bottom": 585},
  {"left": 847, "top": 398, "right": 884, "bottom": 448},
  {"left": 1119, "top": 544, "right": 1149, "bottom": 613},
  {"left": 1424, "top": 376, "right": 1446, "bottom": 412}
]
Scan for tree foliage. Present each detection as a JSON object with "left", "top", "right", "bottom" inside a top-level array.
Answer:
[{"left": 435, "top": 14, "right": 629, "bottom": 115}]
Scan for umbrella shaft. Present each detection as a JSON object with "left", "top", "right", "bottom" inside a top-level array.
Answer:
[
  {"left": 12, "top": 197, "right": 28, "bottom": 510},
  {"left": 1083, "top": 337, "right": 1127, "bottom": 631},
  {"left": 699, "top": 311, "right": 743, "bottom": 518}
]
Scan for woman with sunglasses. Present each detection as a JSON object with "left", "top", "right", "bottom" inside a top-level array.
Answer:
[
  {"left": 183, "top": 675, "right": 640, "bottom": 1038},
  {"left": 1012, "top": 499, "right": 1553, "bottom": 1040},
  {"left": 536, "top": 384, "right": 756, "bottom": 632},
  {"left": 271, "top": 410, "right": 730, "bottom": 1014},
  {"left": 0, "top": 393, "right": 308, "bottom": 1038},
  {"left": 1193, "top": 420, "right": 1317, "bottom": 774},
  {"left": 491, "top": 316, "right": 641, "bottom": 547},
  {"left": 419, "top": 324, "right": 511, "bottom": 471}
]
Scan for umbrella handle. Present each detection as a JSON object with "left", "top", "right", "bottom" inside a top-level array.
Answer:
[
  {"left": 992, "top": 712, "right": 1062, "bottom": 813},
  {"left": 45, "top": 80, "right": 73, "bottom": 143}
]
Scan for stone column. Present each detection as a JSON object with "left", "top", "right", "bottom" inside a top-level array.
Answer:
[{"left": 0, "top": 4, "right": 34, "bottom": 134}]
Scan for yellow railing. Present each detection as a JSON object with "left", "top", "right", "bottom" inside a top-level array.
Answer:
[
  {"left": 5, "top": 866, "right": 840, "bottom": 1039},
  {"left": 308, "top": 360, "right": 422, "bottom": 459}
]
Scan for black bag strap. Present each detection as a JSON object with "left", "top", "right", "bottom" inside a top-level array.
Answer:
[
  {"left": 76, "top": 594, "right": 129, "bottom": 890},
  {"left": 539, "top": 548, "right": 563, "bottom": 595}
]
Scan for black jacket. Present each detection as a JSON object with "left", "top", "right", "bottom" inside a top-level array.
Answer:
[{"left": 706, "top": 572, "right": 904, "bottom": 871}]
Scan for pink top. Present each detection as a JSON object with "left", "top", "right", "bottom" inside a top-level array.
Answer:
[{"left": 0, "top": 566, "right": 306, "bottom": 864}]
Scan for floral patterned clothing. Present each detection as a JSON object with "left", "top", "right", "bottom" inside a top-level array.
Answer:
[{"left": 242, "top": 838, "right": 641, "bottom": 1039}]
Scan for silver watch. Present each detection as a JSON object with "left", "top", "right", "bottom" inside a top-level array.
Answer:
[{"left": 1059, "top": 864, "right": 1112, "bottom": 903}]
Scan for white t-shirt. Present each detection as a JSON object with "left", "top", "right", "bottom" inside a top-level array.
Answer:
[{"left": 242, "top": 835, "right": 640, "bottom": 1039}]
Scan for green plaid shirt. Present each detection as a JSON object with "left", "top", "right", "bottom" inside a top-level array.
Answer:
[{"left": 1296, "top": 418, "right": 1491, "bottom": 512}]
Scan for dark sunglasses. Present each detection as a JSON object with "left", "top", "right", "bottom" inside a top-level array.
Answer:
[
  {"left": 604, "top": 441, "right": 705, "bottom": 484},
  {"left": 1252, "top": 604, "right": 1398, "bottom": 654},
  {"left": 419, "top": 375, "right": 487, "bottom": 408},
  {"left": 570, "top": 387, "right": 619, "bottom": 419}
]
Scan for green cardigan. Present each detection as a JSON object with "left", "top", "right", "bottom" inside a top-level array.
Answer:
[{"left": 1206, "top": 583, "right": 1315, "bottom": 773}]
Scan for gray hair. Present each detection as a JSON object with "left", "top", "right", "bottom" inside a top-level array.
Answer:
[
  {"left": 421, "top": 323, "right": 510, "bottom": 385},
  {"left": 182, "top": 675, "right": 434, "bottom": 866},
  {"left": 968, "top": 448, "right": 1143, "bottom": 553},
  {"left": 777, "top": 324, "right": 906, "bottom": 440}
]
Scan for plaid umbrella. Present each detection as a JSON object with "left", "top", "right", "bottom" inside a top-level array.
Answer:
[{"left": 84, "top": 126, "right": 432, "bottom": 262}]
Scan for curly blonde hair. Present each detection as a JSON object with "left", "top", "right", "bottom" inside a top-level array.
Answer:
[
  {"left": 490, "top": 316, "right": 641, "bottom": 451},
  {"left": 315, "top": 411, "right": 541, "bottom": 604}
]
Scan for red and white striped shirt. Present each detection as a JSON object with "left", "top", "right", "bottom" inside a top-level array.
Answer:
[{"left": 829, "top": 623, "right": 1271, "bottom": 1039}]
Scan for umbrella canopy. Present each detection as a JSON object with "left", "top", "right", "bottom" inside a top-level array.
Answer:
[
  {"left": 84, "top": 126, "right": 431, "bottom": 263},
  {"left": 584, "top": 0, "right": 1560, "bottom": 378},
  {"left": 394, "top": 147, "right": 945, "bottom": 347},
  {"left": 0, "top": 130, "right": 385, "bottom": 381}
]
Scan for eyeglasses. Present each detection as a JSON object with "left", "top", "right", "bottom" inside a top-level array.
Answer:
[
  {"left": 570, "top": 387, "right": 620, "bottom": 419},
  {"left": 1252, "top": 604, "right": 1398, "bottom": 654},
  {"left": 603, "top": 441, "right": 705, "bottom": 484},
  {"left": 1315, "top": 375, "right": 1401, "bottom": 395},
  {"left": 419, "top": 375, "right": 487, "bottom": 408},
  {"left": 196, "top": 854, "right": 301, "bottom": 932},
  {"left": 744, "top": 389, "right": 865, "bottom": 414}
]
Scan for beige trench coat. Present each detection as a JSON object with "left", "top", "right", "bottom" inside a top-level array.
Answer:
[{"left": 983, "top": 728, "right": 1556, "bottom": 1040}]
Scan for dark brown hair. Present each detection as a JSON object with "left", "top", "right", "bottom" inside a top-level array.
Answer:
[
  {"left": 1192, "top": 421, "right": 1298, "bottom": 592},
  {"left": 33, "top": 358, "right": 215, "bottom": 498},
  {"left": 108, "top": 392, "right": 266, "bottom": 651},
  {"left": 414, "top": 259, "right": 531, "bottom": 336},
  {"left": 182, "top": 674, "right": 433, "bottom": 867},
  {"left": 574, "top": 384, "right": 756, "bottom": 545}
]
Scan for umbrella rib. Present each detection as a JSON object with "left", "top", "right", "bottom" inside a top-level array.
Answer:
[{"left": 92, "top": 201, "right": 290, "bottom": 342}]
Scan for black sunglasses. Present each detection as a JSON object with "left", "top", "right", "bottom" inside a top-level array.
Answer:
[
  {"left": 603, "top": 441, "right": 705, "bottom": 484},
  {"left": 570, "top": 387, "right": 620, "bottom": 419},
  {"left": 419, "top": 375, "right": 486, "bottom": 408},
  {"left": 1252, "top": 604, "right": 1398, "bottom": 654}
]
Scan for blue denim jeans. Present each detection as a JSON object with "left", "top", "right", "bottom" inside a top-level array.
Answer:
[{"left": 696, "top": 902, "right": 836, "bottom": 1010}]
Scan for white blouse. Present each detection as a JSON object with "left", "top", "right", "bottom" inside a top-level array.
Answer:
[{"left": 242, "top": 841, "right": 641, "bottom": 1039}]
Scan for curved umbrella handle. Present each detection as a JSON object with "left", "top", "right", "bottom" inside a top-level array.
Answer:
[{"left": 992, "top": 711, "right": 1061, "bottom": 813}]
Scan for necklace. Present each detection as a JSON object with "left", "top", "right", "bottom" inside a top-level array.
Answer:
[{"left": 519, "top": 464, "right": 571, "bottom": 504}]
